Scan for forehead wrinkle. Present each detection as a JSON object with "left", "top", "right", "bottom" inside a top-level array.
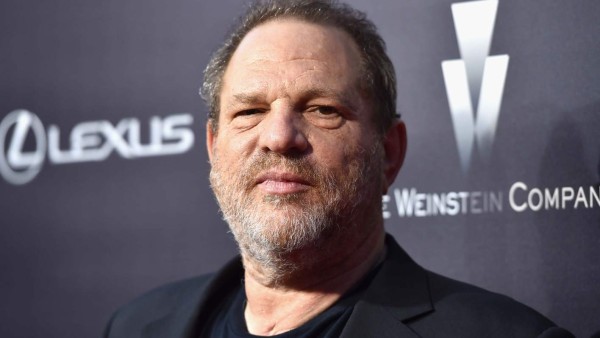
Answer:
[
  {"left": 246, "top": 55, "right": 328, "bottom": 64},
  {"left": 226, "top": 68, "right": 360, "bottom": 112},
  {"left": 228, "top": 59, "right": 326, "bottom": 94}
]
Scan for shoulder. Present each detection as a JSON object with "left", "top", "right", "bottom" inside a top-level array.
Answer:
[
  {"left": 415, "top": 271, "right": 572, "bottom": 337},
  {"left": 117, "top": 274, "right": 213, "bottom": 317},
  {"left": 380, "top": 235, "right": 573, "bottom": 337},
  {"left": 104, "top": 256, "right": 244, "bottom": 337},
  {"left": 104, "top": 274, "right": 214, "bottom": 336}
]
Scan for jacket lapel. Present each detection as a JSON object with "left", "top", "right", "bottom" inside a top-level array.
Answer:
[
  {"left": 340, "top": 235, "right": 434, "bottom": 338},
  {"left": 142, "top": 257, "right": 244, "bottom": 338}
]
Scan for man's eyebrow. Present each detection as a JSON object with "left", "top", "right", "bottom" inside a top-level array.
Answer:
[{"left": 232, "top": 92, "right": 265, "bottom": 104}]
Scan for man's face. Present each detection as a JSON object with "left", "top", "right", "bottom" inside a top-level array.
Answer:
[{"left": 207, "top": 19, "right": 386, "bottom": 269}]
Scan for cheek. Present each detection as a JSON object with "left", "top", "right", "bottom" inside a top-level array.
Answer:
[
  {"left": 310, "top": 139, "right": 361, "bottom": 175},
  {"left": 323, "top": 125, "right": 374, "bottom": 160},
  {"left": 306, "top": 132, "right": 346, "bottom": 166},
  {"left": 214, "top": 132, "right": 258, "bottom": 165}
]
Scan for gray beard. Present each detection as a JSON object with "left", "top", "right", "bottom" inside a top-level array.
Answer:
[{"left": 209, "top": 143, "right": 382, "bottom": 282}]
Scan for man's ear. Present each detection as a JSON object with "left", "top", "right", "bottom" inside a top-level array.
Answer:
[
  {"left": 382, "top": 121, "right": 407, "bottom": 194},
  {"left": 206, "top": 121, "right": 216, "bottom": 163}
]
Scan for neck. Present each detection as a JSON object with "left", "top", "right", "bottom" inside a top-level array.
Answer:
[{"left": 242, "top": 223, "right": 385, "bottom": 336}]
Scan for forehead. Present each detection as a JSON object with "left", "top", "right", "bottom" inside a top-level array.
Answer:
[{"left": 221, "top": 19, "right": 363, "bottom": 98}]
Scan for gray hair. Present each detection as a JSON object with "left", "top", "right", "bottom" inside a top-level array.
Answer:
[{"left": 200, "top": 0, "right": 397, "bottom": 134}]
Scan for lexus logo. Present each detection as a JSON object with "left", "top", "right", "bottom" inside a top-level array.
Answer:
[
  {"left": 441, "top": 0, "right": 509, "bottom": 172},
  {"left": 0, "top": 110, "right": 46, "bottom": 185},
  {"left": 0, "top": 109, "right": 195, "bottom": 185}
]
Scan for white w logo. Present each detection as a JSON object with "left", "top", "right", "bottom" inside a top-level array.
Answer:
[{"left": 441, "top": 0, "right": 509, "bottom": 172}]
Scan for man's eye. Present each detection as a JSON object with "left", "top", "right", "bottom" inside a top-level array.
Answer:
[
  {"left": 230, "top": 108, "right": 265, "bottom": 130},
  {"left": 305, "top": 106, "right": 344, "bottom": 129},
  {"left": 309, "top": 106, "right": 339, "bottom": 117},
  {"left": 236, "top": 109, "right": 263, "bottom": 117}
]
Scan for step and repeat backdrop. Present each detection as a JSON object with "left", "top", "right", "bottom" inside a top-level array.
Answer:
[{"left": 1, "top": 0, "right": 598, "bottom": 337}]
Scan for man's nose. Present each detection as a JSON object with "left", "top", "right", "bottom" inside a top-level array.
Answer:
[{"left": 259, "top": 105, "right": 308, "bottom": 155}]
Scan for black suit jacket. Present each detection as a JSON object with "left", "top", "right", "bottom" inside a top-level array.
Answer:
[{"left": 104, "top": 236, "right": 573, "bottom": 337}]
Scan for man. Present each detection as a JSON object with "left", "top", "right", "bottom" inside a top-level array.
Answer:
[{"left": 104, "top": 1, "right": 573, "bottom": 337}]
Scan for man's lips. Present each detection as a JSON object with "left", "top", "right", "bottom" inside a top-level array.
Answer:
[{"left": 255, "top": 171, "right": 311, "bottom": 194}]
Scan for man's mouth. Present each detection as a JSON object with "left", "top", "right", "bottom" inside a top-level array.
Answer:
[{"left": 255, "top": 171, "right": 311, "bottom": 195}]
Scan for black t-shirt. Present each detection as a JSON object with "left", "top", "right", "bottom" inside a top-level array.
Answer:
[{"left": 201, "top": 267, "right": 378, "bottom": 338}]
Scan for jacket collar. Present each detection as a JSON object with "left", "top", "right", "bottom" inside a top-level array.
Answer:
[
  {"left": 340, "top": 235, "right": 434, "bottom": 338},
  {"left": 142, "top": 257, "right": 244, "bottom": 338}
]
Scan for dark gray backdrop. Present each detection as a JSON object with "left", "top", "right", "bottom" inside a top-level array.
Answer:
[{"left": 0, "top": 1, "right": 598, "bottom": 337}]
